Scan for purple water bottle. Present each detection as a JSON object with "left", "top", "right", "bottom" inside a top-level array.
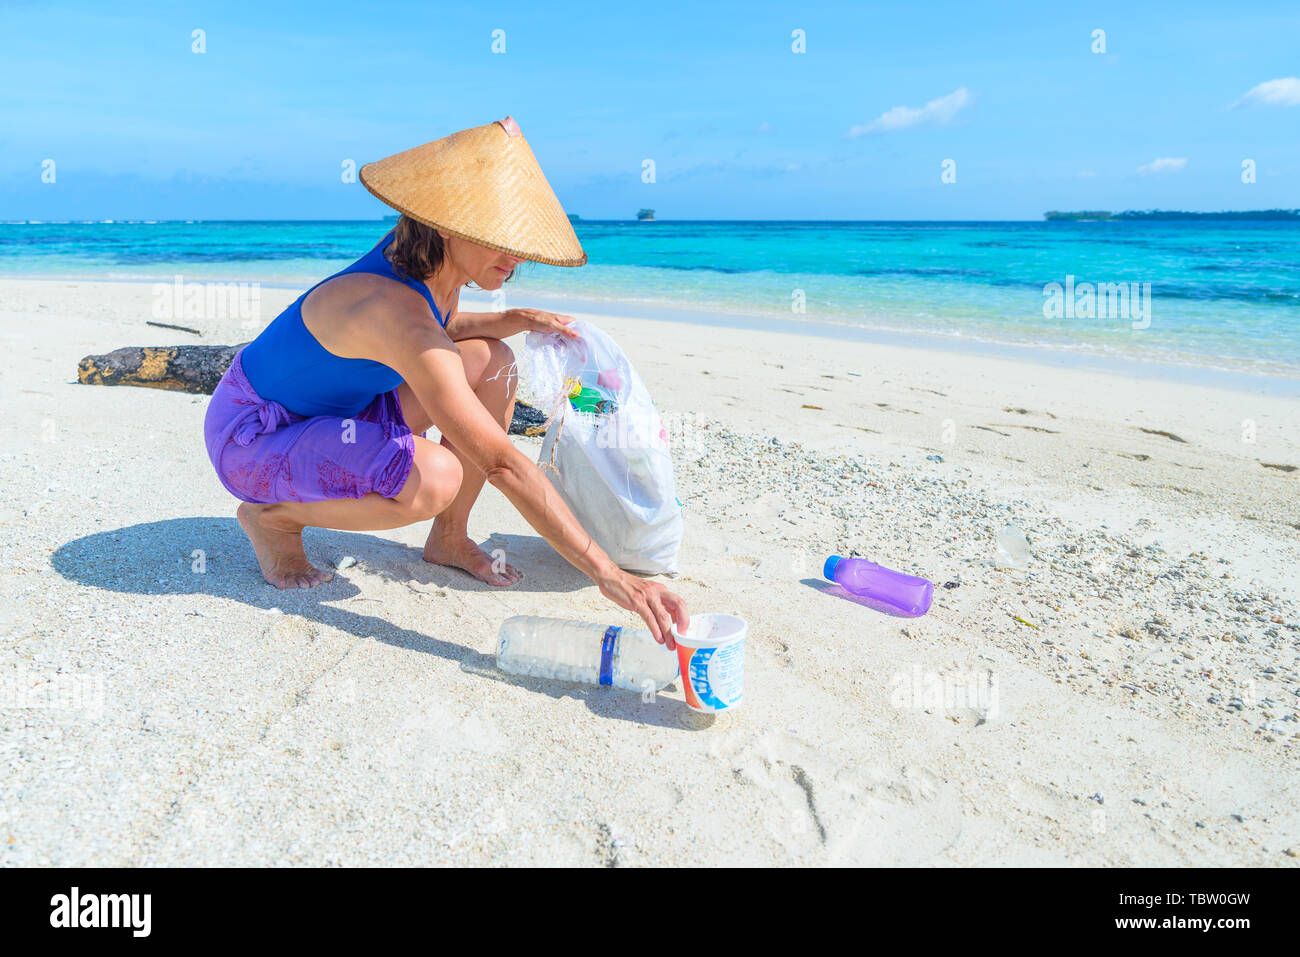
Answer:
[{"left": 823, "top": 556, "right": 934, "bottom": 617}]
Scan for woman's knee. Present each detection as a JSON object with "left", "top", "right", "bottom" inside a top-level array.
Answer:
[
  {"left": 482, "top": 338, "right": 518, "bottom": 405},
  {"left": 487, "top": 337, "right": 515, "bottom": 375},
  {"left": 404, "top": 441, "right": 463, "bottom": 518},
  {"left": 461, "top": 337, "right": 517, "bottom": 394}
]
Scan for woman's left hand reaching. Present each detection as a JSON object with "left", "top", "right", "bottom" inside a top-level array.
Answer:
[{"left": 510, "top": 307, "right": 579, "bottom": 338}]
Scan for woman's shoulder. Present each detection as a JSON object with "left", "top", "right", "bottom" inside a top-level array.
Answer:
[
  {"left": 301, "top": 271, "right": 442, "bottom": 358},
  {"left": 307, "top": 270, "right": 435, "bottom": 323}
]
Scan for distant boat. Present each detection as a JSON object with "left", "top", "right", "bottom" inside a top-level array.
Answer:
[{"left": 636, "top": 208, "right": 655, "bottom": 222}]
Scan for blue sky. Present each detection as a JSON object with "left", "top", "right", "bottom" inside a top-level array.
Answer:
[{"left": 2, "top": 0, "right": 1297, "bottom": 220}]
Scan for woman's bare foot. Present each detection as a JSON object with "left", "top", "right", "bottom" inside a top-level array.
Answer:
[
  {"left": 236, "top": 502, "right": 335, "bottom": 589},
  {"left": 422, "top": 530, "right": 522, "bottom": 587}
]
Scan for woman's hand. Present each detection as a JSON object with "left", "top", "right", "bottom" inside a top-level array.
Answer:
[
  {"left": 598, "top": 569, "right": 690, "bottom": 650},
  {"left": 510, "top": 307, "right": 579, "bottom": 339}
]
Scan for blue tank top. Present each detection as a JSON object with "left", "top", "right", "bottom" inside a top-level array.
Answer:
[{"left": 240, "top": 231, "right": 448, "bottom": 417}]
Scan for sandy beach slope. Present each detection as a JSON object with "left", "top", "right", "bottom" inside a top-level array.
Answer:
[{"left": 1, "top": 278, "right": 1297, "bottom": 866}]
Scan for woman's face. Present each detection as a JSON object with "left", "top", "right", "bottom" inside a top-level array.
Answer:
[{"left": 441, "top": 232, "right": 522, "bottom": 290}]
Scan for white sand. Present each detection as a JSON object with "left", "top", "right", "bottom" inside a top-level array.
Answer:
[{"left": 1, "top": 277, "right": 1297, "bottom": 866}]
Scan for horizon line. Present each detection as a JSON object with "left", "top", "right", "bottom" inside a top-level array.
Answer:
[{"left": 5, "top": 213, "right": 1298, "bottom": 226}]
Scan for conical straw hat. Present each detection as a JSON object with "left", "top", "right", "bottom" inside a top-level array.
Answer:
[{"left": 359, "top": 116, "right": 586, "bottom": 267}]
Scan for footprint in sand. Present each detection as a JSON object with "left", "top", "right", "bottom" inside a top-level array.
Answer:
[
  {"left": 707, "top": 729, "right": 830, "bottom": 856},
  {"left": 707, "top": 729, "right": 964, "bottom": 864}
]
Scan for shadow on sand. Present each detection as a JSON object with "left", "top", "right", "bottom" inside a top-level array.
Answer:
[
  {"left": 51, "top": 516, "right": 705, "bottom": 730},
  {"left": 799, "top": 577, "right": 924, "bottom": 618}
]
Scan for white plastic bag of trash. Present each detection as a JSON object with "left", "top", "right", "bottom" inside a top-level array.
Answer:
[{"left": 519, "top": 319, "right": 683, "bottom": 576}]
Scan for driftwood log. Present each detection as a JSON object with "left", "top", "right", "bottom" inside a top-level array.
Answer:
[
  {"left": 79, "top": 342, "right": 249, "bottom": 395},
  {"left": 77, "top": 343, "right": 549, "bottom": 436}
]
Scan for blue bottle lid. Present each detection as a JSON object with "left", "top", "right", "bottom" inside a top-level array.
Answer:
[{"left": 823, "top": 555, "right": 843, "bottom": 581}]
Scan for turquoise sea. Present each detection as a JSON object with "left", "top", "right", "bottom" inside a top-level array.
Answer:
[{"left": 2, "top": 219, "right": 1298, "bottom": 379}]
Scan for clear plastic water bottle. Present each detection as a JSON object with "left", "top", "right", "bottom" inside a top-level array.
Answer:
[
  {"left": 496, "top": 616, "right": 680, "bottom": 693},
  {"left": 823, "top": 555, "right": 934, "bottom": 617}
]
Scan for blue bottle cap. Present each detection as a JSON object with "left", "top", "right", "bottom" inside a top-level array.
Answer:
[{"left": 823, "top": 555, "right": 843, "bottom": 581}]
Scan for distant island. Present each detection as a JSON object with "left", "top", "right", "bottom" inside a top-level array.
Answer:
[
  {"left": 567, "top": 213, "right": 581, "bottom": 223},
  {"left": 1045, "top": 209, "right": 1300, "bottom": 222},
  {"left": 637, "top": 208, "right": 655, "bottom": 222}
]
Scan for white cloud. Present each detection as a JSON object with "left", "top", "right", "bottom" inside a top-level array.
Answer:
[
  {"left": 1232, "top": 77, "right": 1300, "bottom": 108},
  {"left": 848, "top": 87, "right": 972, "bottom": 136},
  {"left": 756, "top": 121, "right": 772, "bottom": 133},
  {"left": 1137, "top": 157, "right": 1187, "bottom": 175}
]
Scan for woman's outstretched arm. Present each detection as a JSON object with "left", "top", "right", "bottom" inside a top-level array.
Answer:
[
  {"left": 375, "top": 308, "right": 688, "bottom": 646},
  {"left": 444, "top": 307, "right": 580, "bottom": 343}
]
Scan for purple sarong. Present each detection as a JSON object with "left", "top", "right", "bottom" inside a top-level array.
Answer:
[{"left": 203, "top": 349, "right": 424, "bottom": 504}]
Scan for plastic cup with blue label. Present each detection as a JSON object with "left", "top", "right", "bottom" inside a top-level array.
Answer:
[{"left": 671, "top": 613, "right": 746, "bottom": 712}]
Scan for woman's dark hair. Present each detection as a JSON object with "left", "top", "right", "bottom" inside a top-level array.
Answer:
[
  {"left": 385, "top": 214, "right": 517, "bottom": 286},
  {"left": 386, "top": 215, "right": 445, "bottom": 281}
]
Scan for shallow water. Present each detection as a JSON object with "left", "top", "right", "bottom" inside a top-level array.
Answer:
[{"left": 3, "top": 218, "right": 1297, "bottom": 377}]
